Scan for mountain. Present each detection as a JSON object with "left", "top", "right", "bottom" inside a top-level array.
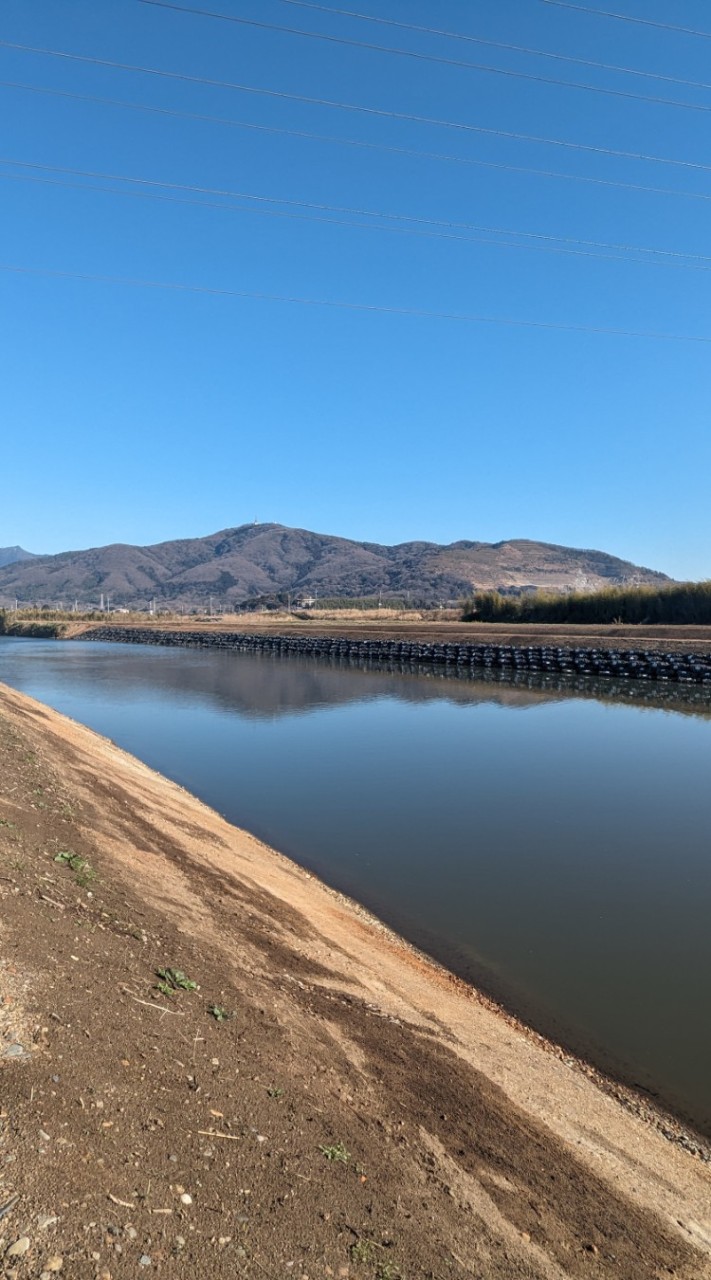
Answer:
[
  {"left": 0, "top": 523, "right": 670, "bottom": 609},
  {"left": 0, "top": 546, "right": 37, "bottom": 570}
]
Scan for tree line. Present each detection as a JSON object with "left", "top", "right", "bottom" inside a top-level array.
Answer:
[{"left": 463, "top": 582, "right": 711, "bottom": 625}]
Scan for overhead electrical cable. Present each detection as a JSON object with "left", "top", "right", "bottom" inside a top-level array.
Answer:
[
  {"left": 7, "top": 78, "right": 711, "bottom": 182},
  {"left": 12, "top": 169, "right": 691, "bottom": 267},
  {"left": 5, "top": 157, "right": 711, "bottom": 269},
  {"left": 8, "top": 147, "right": 711, "bottom": 230},
  {"left": 6, "top": 169, "right": 711, "bottom": 272},
  {"left": 278, "top": 0, "right": 711, "bottom": 92},
  {"left": 3, "top": 263, "right": 710, "bottom": 344},
  {"left": 137, "top": 0, "right": 711, "bottom": 114},
  {"left": 7, "top": 40, "right": 711, "bottom": 149},
  {"left": 539, "top": 0, "right": 711, "bottom": 39}
]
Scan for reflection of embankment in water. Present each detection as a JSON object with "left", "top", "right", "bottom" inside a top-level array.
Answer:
[
  {"left": 219, "top": 647, "right": 711, "bottom": 721},
  {"left": 367, "top": 658, "right": 711, "bottom": 718},
  {"left": 50, "top": 638, "right": 711, "bottom": 721}
]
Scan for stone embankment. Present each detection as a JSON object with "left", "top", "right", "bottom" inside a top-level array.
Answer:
[{"left": 79, "top": 627, "right": 711, "bottom": 683}]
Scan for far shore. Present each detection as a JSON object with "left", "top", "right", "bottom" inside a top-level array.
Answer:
[{"left": 6, "top": 610, "right": 711, "bottom": 655}]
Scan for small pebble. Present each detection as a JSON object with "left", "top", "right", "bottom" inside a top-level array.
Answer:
[
  {"left": 45, "top": 1257, "right": 63, "bottom": 1272},
  {"left": 125, "top": 1227, "right": 137, "bottom": 1241},
  {"left": 3, "top": 1045, "right": 26, "bottom": 1059},
  {"left": 37, "top": 1216, "right": 58, "bottom": 1230},
  {"left": 7, "top": 1237, "right": 31, "bottom": 1257},
  {"left": 139, "top": 1256, "right": 151, "bottom": 1267},
  {"left": 179, "top": 1194, "right": 192, "bottom": 1206},
  {"left": 39, "top": 1130, "right": 51, "bottom": 1143}
]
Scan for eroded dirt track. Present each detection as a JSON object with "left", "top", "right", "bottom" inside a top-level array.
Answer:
[{"left": 1, "top": 683, "right": 710, "bottom": 1279}]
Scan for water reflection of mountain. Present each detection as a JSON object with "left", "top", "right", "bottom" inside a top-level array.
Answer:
[{"left": 52, "top": 642, "right": 711, "bottom": 721}]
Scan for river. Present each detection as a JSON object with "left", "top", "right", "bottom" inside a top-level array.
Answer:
[{"left": 1, "top": 636, "right": 709, "bottom": 1135}]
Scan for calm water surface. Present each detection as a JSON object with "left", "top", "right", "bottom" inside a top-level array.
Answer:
[{"left": 1, "top": 637, "right": 710, "bottom": 1134}]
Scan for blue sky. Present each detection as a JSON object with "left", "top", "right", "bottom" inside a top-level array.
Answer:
[{"left": 2, "top": 0, "right": 710, "bottom": 578}]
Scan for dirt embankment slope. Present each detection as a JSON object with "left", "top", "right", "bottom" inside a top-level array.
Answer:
[{"left": 1, "top": 684, "right": 710, "bottom": 1280}]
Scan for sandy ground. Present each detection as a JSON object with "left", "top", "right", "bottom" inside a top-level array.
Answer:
[{"left": 1, "top": 682, "right": 711, "bottom": 1280}]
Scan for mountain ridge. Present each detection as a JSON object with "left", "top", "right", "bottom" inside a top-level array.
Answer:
[{"left": 0, "top": 523, "right": 670, "bottom": 609}]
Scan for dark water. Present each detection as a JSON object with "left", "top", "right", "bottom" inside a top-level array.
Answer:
[{"left": 1, "top": 637, "right": 710, "bottom": 1135}]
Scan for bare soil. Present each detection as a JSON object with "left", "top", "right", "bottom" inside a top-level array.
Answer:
[{"left": 1, "top": 684, "right": 710, "bottom": 1280}]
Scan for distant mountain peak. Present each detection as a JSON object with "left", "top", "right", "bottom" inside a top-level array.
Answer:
[{"left": 0, "top": 525, "right": 670, "bottom": 609}]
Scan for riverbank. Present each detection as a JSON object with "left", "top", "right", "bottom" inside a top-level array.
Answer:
[
  {"left": 8, "top": 613, "right": 711, "bottom": 656},
  {"left": 1, "top": 684, "right": 711, "bottom": 1279},
  {"left": 67, "top": 616, "right": 711, "bottom": 654}
]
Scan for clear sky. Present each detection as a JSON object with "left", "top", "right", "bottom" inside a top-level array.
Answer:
[{"left": 2, "top": 0, "right": 710, "bottom": 578}]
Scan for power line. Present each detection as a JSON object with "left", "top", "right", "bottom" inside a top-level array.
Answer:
[
  {"left": 539, "top": 1, "right": 711, "bottom": 39},
  {"left": 7, "top": 41, "right": 711, "bottom": 171},
  {"left": 5, "top": 156, "right": 711, "bottom": 269},
  {"left": 9, "top": 169, "right": 711, "bottom": 273},
  {"left": 3, "top": 262, "right": 710, "bottom": 343},
  {"left": 12, "top": 169, "right": 711, "bottom": 274},
  {"left": 7, "top": 77, "right": 711, "bottom": 185},
  {"left": 4, "top": 84, "right": 711, "bottom": 216},
  {"left": 137, "top": 0, "right": 711, "bottom": 114},
  {"left": 279, "top": 0, "right": 711, "bottom": 93}
]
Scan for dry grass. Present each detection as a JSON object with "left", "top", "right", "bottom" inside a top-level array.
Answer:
[{"left": 264, "top": 608, "right": 428, "bottom": 622}]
